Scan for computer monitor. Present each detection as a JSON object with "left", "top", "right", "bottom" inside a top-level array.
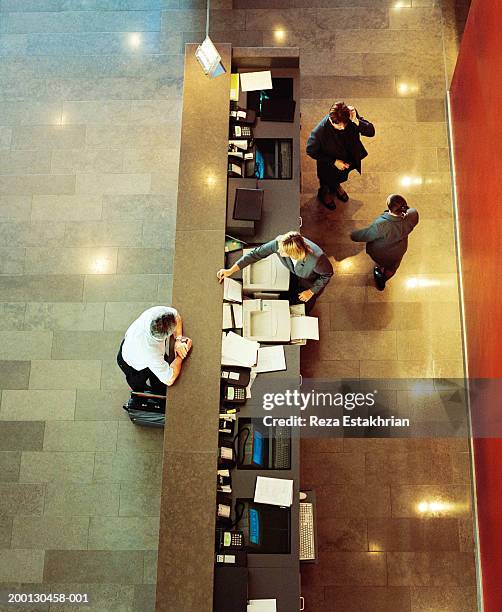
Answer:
[
  {"left": 252, "top": 430, "right": 265, "bottom": 467},
  {"left": 239, "top": 422, "right": 267, "bottom": 468},
  {"left": 240, "top": 501, "right": 291, "bottom": 554},
  {"left": 247, "top": 77, "right": 294, "bottom": 116},
  {"left": 249, "top": 507, "right": 261, "bottom": 546}
]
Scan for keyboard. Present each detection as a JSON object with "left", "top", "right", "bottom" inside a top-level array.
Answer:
[
  {"left": 272, "top": 426, "right": 291, "bottom": 469},
  {"left": 299, "top": 502, "right": 315, "bottom": 561}
]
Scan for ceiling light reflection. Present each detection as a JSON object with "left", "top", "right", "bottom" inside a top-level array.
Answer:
[
  {"left": 400, "top": 175, "right": 423, "bottom": 187},
  {"left": 397, "top": 81, "right": 419, "bottom": 96},
  {"left": 417, "top": 499, "right": 452, "bottom": 515},
  {"left": 406, "top": 277, "right": 441, "bottom": 289},
  {"left": 91, "top": 257, "right": 110, "bottom": 274},
  {"left": 128, "top": 33, "right": 142, "bottom": 49},
  {"left": 338, "top": 259, "right": 354, "bottom": 272}
]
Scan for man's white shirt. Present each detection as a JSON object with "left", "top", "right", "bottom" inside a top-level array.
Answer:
[{"left": 122, "top": 306, "right": 178, "bottom": 384}]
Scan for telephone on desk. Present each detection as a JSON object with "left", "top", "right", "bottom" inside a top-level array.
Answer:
[{"left": 223, "top": 384, "right": 246, "bottom": 404}]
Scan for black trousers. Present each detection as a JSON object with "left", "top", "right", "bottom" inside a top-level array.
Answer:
[
  {"left": 117, "top": 340, "right": 167, "bottom": 395},
  {"left": 316, "top": 160, "right": 352, "bottom": 192},
  {"left": 288, "top": 274, "right": 318, "bottom": 314}
]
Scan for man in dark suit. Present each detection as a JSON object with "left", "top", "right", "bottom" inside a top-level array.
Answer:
[
  {"left": 306, "top": 101, "right": 375, "bottom": 210},
  {"left": 351, "top": 194, "right": 419, "bottom": 291},
  {"left": 217, "top": 231, "right": 333, "bottom": 313}
]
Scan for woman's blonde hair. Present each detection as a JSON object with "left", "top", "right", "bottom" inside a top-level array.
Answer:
[{"left": 278, "top": 231, "right": 312, "bottom": 259}]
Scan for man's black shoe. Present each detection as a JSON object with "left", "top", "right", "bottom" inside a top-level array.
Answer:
[
  {"left": 317, "top": 186, "right": 336, "bottom": 210},
  {"left": 373, "top": 267, "right": 386, "bottom": 291},
  {"left": 335, "top": 185, "right": 349, "bottom": 202}
]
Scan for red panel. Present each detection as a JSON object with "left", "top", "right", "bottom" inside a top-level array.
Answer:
[{"left": 450, "top": 0, "right": 502, "bottom": 609}]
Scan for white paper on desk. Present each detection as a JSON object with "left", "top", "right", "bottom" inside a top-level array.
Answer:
[
  {"left": 290, "top": 315, "right": 319, "bottom": 341},
  {"left": 255, "top": 345, "right": 286, "bottom": 373},
  {"left": 232, "top": 303, "right": 243, "bottom": 328},
  {"left": 247, "top": 600, "right": 277, "bottom": 611},
  {"left": 254, "top": 476, "right": 293, "bottom": 507},
  {"left": 221, "top": 331, "right": 259, "bottom": 367},
  {"left": 224, "top": 277, "right": 242, "bottom": 303},
  {"left": 237, "top": 110, "right": 247, "bottom": 119},
  {"left": 240, "top": 70, "right": 273, "bottom": 92},
  {"left": 222, "top": 303, "right": 233, "bottom": 329},
  {"left": 245, "top": 369, "right": 258, "bottom": 399},
  {"left": 229, "top": 139, "right": 248, "bottom": 150}
]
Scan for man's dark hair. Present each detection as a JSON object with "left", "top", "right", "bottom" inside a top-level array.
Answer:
[
  {"left": 150, "top": 311, "right": 177, "bottom": 339},
  {"left": 329, "top": 101, "right": 351, "bottom": 125},
  {"left": 387, "top": 194, "right": 409, "bottom": 214}
]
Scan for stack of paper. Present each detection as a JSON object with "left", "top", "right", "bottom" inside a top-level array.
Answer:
[
  {"left": 255, "top": 345, "right": 286, "bottom": 373},
  {"left": 247, "top": 600, "right": 277, "bottom": 612},
  {"left": 291, "top": 316, "right": 319, "bottom": 341},
  {"left": 232, "top": 304, "right": 243, "bottom": 328},
  {"left": 254, "top": 476, "right": 293, "bottom": 507},
  {"left": 224, "top": 277, "right": 242, "bottom": 303},
  {"left": 221, "top": 331, "right": 259, "bottom": 367},
  {"left": 240, "top": 70, "right": 273, "bottom": 92},
  {"left": 222, "top": 303, "right": 243, "bottom": 330},
  {"left": 222, "top": 303, "right": 233, "bottom": 330}
]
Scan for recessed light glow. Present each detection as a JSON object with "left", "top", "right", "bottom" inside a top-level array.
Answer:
[
  {"left": 338, "top": 259, "right": 354, "bottom": 272},
  {"left": 206, "top": 174, "right": 216, "bottom": 187},
  {"left": 91, "top": 257, "right": 109, "bottom": 274},
  {"left": 274, "top": 29, "right": 286, "bottom": 42},
  {"left": 406, "top": 277, "right": 441, "bottom": 289},
  {"left": 397, "top": 81, "right": 419, "bottom": 96},
  {"left": 417, "top": 499, "right": 452, "bottom": 515},
  {"left": 399, "top": 175, "right": 423, "bottom": 187},
  {"left": 128, "top": 33, "right": 141, "bottom": 49}
]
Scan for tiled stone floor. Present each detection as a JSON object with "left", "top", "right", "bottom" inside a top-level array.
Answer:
[
  {"left": 0, "top": 2, "right": 192, "bottom": 610},
  {"left": 0, "top": 1, "right": 476, "bottom": 611}
]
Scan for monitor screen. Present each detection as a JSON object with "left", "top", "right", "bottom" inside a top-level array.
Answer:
[
  {"left": 252, "top": 430, "right": 264, "bottom": 466},
  {"left": 249, "top": 508, "right": 260, "bottom": 545},
  {"left": 247, "top": 78, "right": 294, "bottom": 115}
]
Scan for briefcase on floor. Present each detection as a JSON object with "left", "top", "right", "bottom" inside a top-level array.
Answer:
[{"left": 122, "top": 391, "right": 166, "bottom": 428}]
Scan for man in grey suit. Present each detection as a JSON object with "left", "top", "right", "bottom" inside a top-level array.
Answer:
[
  {"left": 350, "top": 194, "right": 419, "bottom": 291},
  {"left": 217, "top": 231, "right": 333, "bottom": 313}
]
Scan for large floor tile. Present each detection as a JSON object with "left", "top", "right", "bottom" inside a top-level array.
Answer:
[
  {"left": 29, "top": 359, "right": 102, "bottom": 389},
  {"left": 0, "top": 421, "right": 45, "bottom": 451},
  {"left": 11, "top": 515, "right": 89, "bottom": 549},
  {"left": 0, "top": 390, "right": 76, "bottom": 421},
  {"left": 0, "top": 451, "right": 21, "bottom": 483},
  {"left": 43, "top": 421, "right": 118, "bottom": 452},
  {"left": 43, "top": 550, "right": 144, "bottom": 584},
  {"left": 44, "top": 482, "right": 120, "bottom": 516},
  {"left": 20, "top": 451, "right": 95, "bottom": 484},
  {"left": 0, "top": 550, "right": 45, "bottom": 582},
  {"left": 0, "top": 483, "right": 45, "bottom": 516},
  {"left": 88, "top": 516, "right": 160, "bottom": 550}
]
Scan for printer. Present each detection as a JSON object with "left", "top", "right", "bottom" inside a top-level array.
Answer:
[
  {"left": 242, "top": 249, "right": 290, "bottom": 293},
  {"left": 242, "top": 299, "right": 291, "bottom": 342}
]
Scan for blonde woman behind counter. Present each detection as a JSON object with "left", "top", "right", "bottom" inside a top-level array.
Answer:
[{"left": 217, "top": 232, "right": 333, "bottom": 314}]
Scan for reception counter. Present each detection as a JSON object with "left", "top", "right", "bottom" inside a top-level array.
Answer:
[{"left": 156, "top": 43, "right": 302, "bottom": 612}]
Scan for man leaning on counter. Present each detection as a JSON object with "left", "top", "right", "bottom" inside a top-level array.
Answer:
[{"left": 217, "top": 231, "right": 333, "bottom": 313}]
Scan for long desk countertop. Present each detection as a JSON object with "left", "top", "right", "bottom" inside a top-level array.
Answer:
[{"left": 156, "top": 44, "right": 302, "bottom": 612}]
